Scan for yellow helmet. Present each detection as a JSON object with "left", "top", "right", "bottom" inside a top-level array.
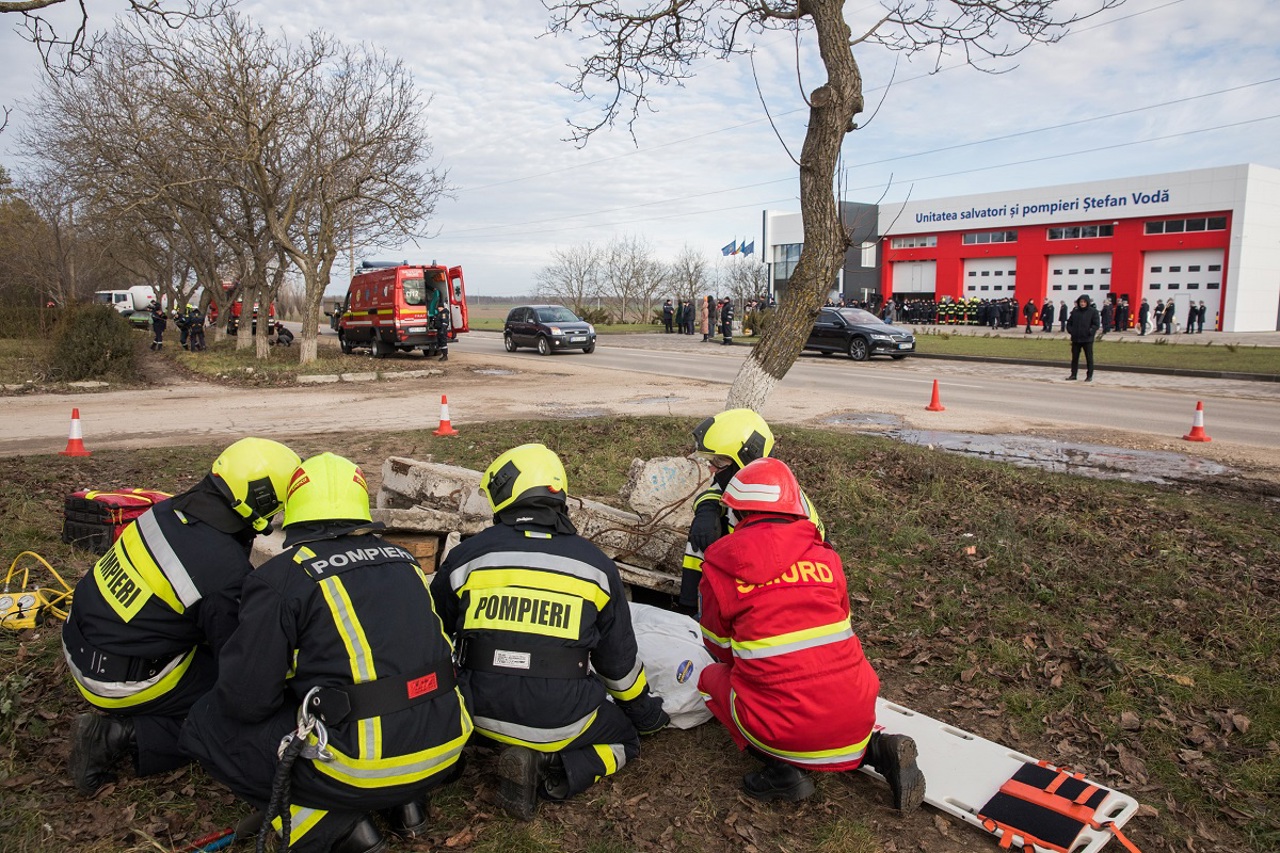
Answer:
[
  {"left": 210, "top": 438, "right": 301, "bottom": 532},
  {"left": 481, "top": 443, "right": 567, "bottom": 514},
  {"left": 692, "top": 408, "right": 774, "bottom": 468},
  {"left": 282, "top": 453, "right": 372, "bottom": 528}
]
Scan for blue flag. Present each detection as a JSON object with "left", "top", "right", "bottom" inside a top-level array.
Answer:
[
  {"left": 742, "top": 240, "right": 755, "bottom": 256},
  {"left": 721, "top": 240, "right": 737, "bottom": 256}
]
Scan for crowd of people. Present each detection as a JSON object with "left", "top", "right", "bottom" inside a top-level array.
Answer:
[
  {"left": 660, "top": 294, "right": 777, "bottom": 344},
  {"left": 63, "top": 410, "right": 923, "bottom": 853}
]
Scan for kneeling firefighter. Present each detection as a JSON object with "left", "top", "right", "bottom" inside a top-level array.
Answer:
[
  {"left": 431, "top": 443, "right": 669, "bottom": 820},
  {"left": 180, "top": 453, "right": 471, "bottom": 853},
  {"left": 63, "top": 437, "right": 300, "bottom": 796},
  {"left": 679, "top": 408, "right": 824, "bottom": 614}
]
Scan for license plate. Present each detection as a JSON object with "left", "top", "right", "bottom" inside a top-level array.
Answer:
[
  {"left": 408, "top": 326, "right": 427, "bottom": 333},
  {"left": 898, "top": 343, "right": 913, "bottom": 350},
  {"left": 571, "top": 336, "right": 587, "bottom": 342}
]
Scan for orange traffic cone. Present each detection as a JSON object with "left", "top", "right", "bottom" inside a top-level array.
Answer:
[
  {"left": 59, "top": 407, "right": 92, "bottom": 456},
  {"left": 1182, "top": 400, "right": 1212, "bottom": 442},
  {"left": 925, "top": 379, "right": 946, "bottom": 412},
  {"left": 433, "top": 395, "right": 459, "bottom": 436}
]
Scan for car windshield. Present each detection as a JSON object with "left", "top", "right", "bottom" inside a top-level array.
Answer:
[
  {"left": 836, "top": 308, "right": 884, "bottom": 325},
  {"left": 536, "top": 306, "right": 580, "bottom": 323}
]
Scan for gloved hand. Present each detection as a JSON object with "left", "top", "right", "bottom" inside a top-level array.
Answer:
[
  {"left": 688, "top": 503, "right": 723, "bottom": 553},
  {"left": 620, "top": 694, "right": 670, "bottom": 736}
]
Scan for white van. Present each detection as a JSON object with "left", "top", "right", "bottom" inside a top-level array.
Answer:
[{"left": 94, "top": 285, "right": 158, "bottom": 329}]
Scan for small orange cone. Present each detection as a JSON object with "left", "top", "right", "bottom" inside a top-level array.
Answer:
[
  {"left": 433, "top": 395, "right": 459, "bottom": 436},
  {"left": 925, "top": 379, "right": 946, "bottom": 412},
  {"left": 59, "top": 407, "right": 92, "bottom": 456},
  {"left": 1182, "top": 400, "right": 1212, "bottom": 442}
]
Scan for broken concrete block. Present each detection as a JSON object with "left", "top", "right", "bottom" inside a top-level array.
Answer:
[
  {"left": 619, "top": 456, "right": 707, "bottom": 525},
  {"left": 377, "top": 457, "right": 487, "bottom": 515}
]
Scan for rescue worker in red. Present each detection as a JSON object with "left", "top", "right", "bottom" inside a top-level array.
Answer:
[
  {"left": 63, "top": 437, "right": 301, "bottom": 796},
  {"left": 679, "top": 409, "right": 823, "bottom": 614},
  {"left": 431, "top": 443, "right": 669, "bottom": 820},
  {"left": 180, "top": 453, "right": 472, "bottom": 853},
  {"left": 697, "top": 457, "right": 925, "bottom": 810}
]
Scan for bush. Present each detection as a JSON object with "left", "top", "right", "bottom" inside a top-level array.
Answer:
[
  {"left": 0, "top": 304, "right": 58, "bottom": 339},
  {"left": 48, "top": 304, "right": 136, "bottom": 381},
  {"left": 577, "top": 306, "right": 612, "bottom": 326}
]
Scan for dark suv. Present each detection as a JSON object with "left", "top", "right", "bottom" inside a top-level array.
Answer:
[
  {"left": 504, "top": 304, "right": 597, "bottom": 355},
  {"left": 804, "top": 307, "right": 915, "bottom": 361}
]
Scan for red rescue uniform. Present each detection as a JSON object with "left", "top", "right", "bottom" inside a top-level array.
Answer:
[{"left": 697, "top": 515, "right": 878, "bottom": 771}]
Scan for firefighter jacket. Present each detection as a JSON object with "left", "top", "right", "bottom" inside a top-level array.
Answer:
[
  {"left": 431, "top": 518, "right": 663, "bottom": 751},
  {"left": 680, "top": 466, "right": 825, "bottom": 611},
  {"left": 62, "top": 481, "right": 255, "bottom": 709},
  {"left": 698, "top": 515, "right": 878, "bottom": 770},
  {"left": 209, "top": 531, "right": 470, "bottom": 800}
]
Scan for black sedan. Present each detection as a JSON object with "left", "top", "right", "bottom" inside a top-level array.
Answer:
[
  {"left": 503, "top": 304, "right": 597, "bottom": 355},
  {"left": 804, "top": 307, "right": 915, "bottom": 361}
]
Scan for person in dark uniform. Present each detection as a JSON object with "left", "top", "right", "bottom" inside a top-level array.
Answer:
[
  {"left": 681, "top": 298, "right": 695, "bottom": 334},
  {"left": 679, "top": 409, "right": 825, "bottom": 615},
  {"left": 63, "top": 437, "right": 301, "bottom": 796},
  {"left": 1138, "top": 298, "right": 1150, "bottom": 336},
  {"left": 431, "top": 444, "right": 668, "bottom": 821},
  {"left": 149, "top": 301, "right": 167, "bottom": 351},
  {"left": 719, "top": 298, "right": 734, "bottom": 345},
  {"left": 432, "top": 302, "right": 451, "bottom": 361},
  {"left": 661, "top": 298, "right": 674, "bottom": 333},
  {"left": 1023, "top": 299, "right": 1037, "bottom": 334},
  {"left": 1065, "top": 295, "right": 1101, "bottom": 382},
  {"left": 181, "top": 453, "right": 471, "bottom": 853}
]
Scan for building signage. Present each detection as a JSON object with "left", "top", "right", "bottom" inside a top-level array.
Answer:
[{"left": 913, "top": 187, "right": 1172, "bottom": 225}]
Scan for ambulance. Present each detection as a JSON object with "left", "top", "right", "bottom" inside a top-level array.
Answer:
[{"left": 334, "top": 261, "right": 468, "bottom": 358}]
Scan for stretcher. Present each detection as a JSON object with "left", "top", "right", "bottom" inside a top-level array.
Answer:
[{"left": 863, "top": 698, "right": 1141, "bottom": 853}]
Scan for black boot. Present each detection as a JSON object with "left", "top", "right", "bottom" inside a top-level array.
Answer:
[
  {"left": 68, "top": 713, "right": 136, "bottom": 796},
  {"left": 330, "top": 815, "right": 386, "bottom": 853},
  {"left": 864, "top": 732, "right": 925, "bottom": 812},
  {"left": 496, "top": 745, "right": 549, "bottom": 820},
  {"left": 742, "top": 759, "right": 815, "bottom": 802},
  {"left": 439, "top": 352, "right": 448, "bottom": 362},
  {"left": 379, "top": 797, "right": 429, "bottom": 839}
]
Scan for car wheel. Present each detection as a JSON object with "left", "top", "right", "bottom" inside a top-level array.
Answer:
[
  {"left": 582, "top": 342, "right": 596, "bottom": 354},
  {"left": 537, "top": 336, "right": 551, "bottom": 356},
  {"left": 847, "top": 337, "right": 869, "bottom": 361},
  {"left": 504, "top": 333, "right": 517, "bottom": 352},
  {"left": 370, "top": 336, "right": 386, "bottom": 359},
  {"left": 339, "top": 332, "right": 353, "bottom": 354}
]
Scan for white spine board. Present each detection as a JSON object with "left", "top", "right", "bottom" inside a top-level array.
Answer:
[{"left": 862, "top": 698, "right": 1139, "bottom": 853}]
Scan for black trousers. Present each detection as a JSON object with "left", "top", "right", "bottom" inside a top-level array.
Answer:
[{"left": 1070, "top": 341, "right": 1095, "bottom": 378}]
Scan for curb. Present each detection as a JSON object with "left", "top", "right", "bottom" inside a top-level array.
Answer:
[{"left": 909, "top": 352, "right": 1280, "bottom": 383}]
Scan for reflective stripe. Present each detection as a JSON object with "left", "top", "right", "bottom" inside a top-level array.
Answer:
[
  {"left": 68, "top": 646, "right": 196, "bottom": 708},
  {"left": 700, "top": 625, "right": 730, "bottom": 649},
  {"left": 729, "top": 688, "right": 871, "bottom": 767},
  {"left": 731, "top": 619, "right": 854, "bottom": 660},
  {"left": 473, "top": 708, "right": 597, "bottom": 751},
  {"left": 450, "top": 553, "right": 611, "bottom": 609},
  {"left": 136, "top": 511, "right": 201, "bottom": 608},
  {"left": 320, "top": 577, "right": 381, "bottom": 758},
  {"left": 682, "top": 549, "right": 704, "bottom": 572},
  {"left": 310, "top": 711, "right": 471, "bottom": 788},
  {"left": 592, "top": 742, "right": 625, "bottom": 777},
  {"left": 270, "top": 804, "right": 326, "bottom": 840},
  {"left": 599, "top": 660, "right": 647, "bottom": 701},
  {"left": 457, "top": 566, "right": 610, "bottom": 612},
  {"left": 114, "top": 525, "right": 181, "bottom": 613}
]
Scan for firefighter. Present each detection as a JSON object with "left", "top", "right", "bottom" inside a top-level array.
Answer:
[
  {"left": 431, "top": 443, "right": 668, "bottom": 821},
  {"left": 432, "top": 302, "right": 451, "bottom": 361},
  {"left": 678, "top": 409, "right": 824, "bottom": 614},
  {"left": 698, "top": 457, "right": 925, "bottom": 810},
  {"left": 63, "top": 437, "right": 301, "bottom": 796},
  {"left": 180, "top": 453, "right": 471, "bottom": 853}
]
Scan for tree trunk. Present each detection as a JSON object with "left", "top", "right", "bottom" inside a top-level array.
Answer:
[{"left": 726, "top": 0, "right": 862, "bottom": 410}]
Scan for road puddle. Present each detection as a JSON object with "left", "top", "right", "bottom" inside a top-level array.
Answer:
[{"left": 890, "top": 430, "right": 1233, "bottom": 484}]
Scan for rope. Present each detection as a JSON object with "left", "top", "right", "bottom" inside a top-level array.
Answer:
[{"left": 258, "top": 734, "right": 306, "bottom": 853}]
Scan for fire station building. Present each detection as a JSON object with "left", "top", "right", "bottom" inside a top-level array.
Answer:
[{"left": 762, "top": 163, "right": 1280, "bottom": 332}]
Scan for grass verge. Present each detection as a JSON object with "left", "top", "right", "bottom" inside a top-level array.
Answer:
[{"left": 0, "top": 417, "right": 1276, "bottom": 851}]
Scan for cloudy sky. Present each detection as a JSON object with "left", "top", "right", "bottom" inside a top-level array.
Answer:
[{"left": 2, "top": 0, "right": 1278, "bottom": 296}]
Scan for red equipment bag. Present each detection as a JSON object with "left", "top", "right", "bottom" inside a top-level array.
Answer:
[{"left": 61, "top": 489, "right": 173, "bottom": 554}]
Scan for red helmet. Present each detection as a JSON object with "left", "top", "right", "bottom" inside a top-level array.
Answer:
[{"left": 722, "top": 458, "right": 807, "bottom": 517}]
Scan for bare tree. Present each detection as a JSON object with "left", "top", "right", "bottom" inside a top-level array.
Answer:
[
  {"left": 602, "top": 234, "right": 664, "bottom": 323},
  {"left": 546, "top": 0, "right": 1122, "bottom": 409},
  {"left": 668, "top": 244, "right": 710, "bottom": 303},
  {"left": 536, "top": 242, "right": 604, "bottom": 316},
  {"left": 718, "top": 254, "right": 768, "bottom": 309}
]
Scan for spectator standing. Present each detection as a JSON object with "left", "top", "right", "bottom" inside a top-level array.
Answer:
[
  {"left": 719, "top": 298, "right": 735, "bottom": 345},
  {"left": 700, "top": 295, "right": 713, "bottom": 342},
  {"left": 1196, "top": 300, "right": 1208, "bottom": 333},
  {"left": 682, "top": 299, "right": 695, "bottom": 334},
  {"left": 1153, "top": 300, "right": 1165, "bottom": 334},
  {"left": 674, "top": 299, "right": 686, "bottom": 334},
  {"left": 662, "top": 299, "right": 674, "bottom": 333},
  {"left": 1057, "top": 300, "right": 1068, "bottom": 332},
  {"left": 1039, "top": 298, "right": 1054, "bottom": 333},
  {"left": 1100, "top": 299, "right": 1113, "bottom": 336},
  {"left": 1162, "top": 300, "right": 1176, "bottom": 335},
  {"left": 1138, "top": 298, "right": 1150, "bottom": 336},
  {"left": 1065, "top": 295, "right": 1101, "bottom": 383}
]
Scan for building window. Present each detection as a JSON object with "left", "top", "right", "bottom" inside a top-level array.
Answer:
[
  {"left": 1102, "top": 267, "right": 1112, "bottom": 274},
  {"left": 962, "top": 230, "right": 1018, "bottom": 245},
  {"left": 890, "top": 235, "right": 937, "bottom": 248},
  {"left": 1069, "top": 269, "right": 1079, "bottom": 275},
  {"left": 1208, "top": 216, "right": 1227, "bottom": 230},
  {"left": 968, "top": 271, "right": 976, "bottom": 277},
  {"left": 1188, "top": 283, "right": 1200, "bottom": 289},
  {"left": 1083, "top": 284, "right": 1094, "bottom": 290},
  {"left": 994, "top": 270, "right": 1003, "bottom": 276},
  {"left": 1169, "top": 266, "right": 1181, "bottom": 273},
  {"left": 1084, "top": 268, "right": 1095, "bottom": 274},
  {"left": 1208, "top": 264, "right": 1221, "bottom": 271},
  {"left": 772, "top": 243, "right": 803, "bottom": 283},
  {"left": 980, "top": 285, "right": 989, "bottom": 291},
  {"left": 1100, "top": 283, "right": 1110, "bottom": 291},
  {"left": 1188, "top": 265, "right": 1201, "bottom": 272},
  {"left": 981, "top": 270, "right": 990, "bottom": 277},
  {"left": 1053, "top": 269, "right": 1063, "bottom": 275},
  {"left": 1047, "top": 224, "right": 1114, "bottom": 240},
  {"left": 1150, "top": 283, "right": 1161, "bottom": 289},
  {"left": 1147, "top": 216, "right": 1227, "bottom": 234},
  {"left": 1150, "top": 266, "right": 1162, "bottom": 273},
  {"left": 1168, "top": 283, "right": 1180, "bottom": 289},
  {"left": 860, "top": 242, "right": 877, "bottom": 267},
  {"left": 1051, "top": 284, "right": 1062, "bottom": 291},
  {"left": 1208, "top": 282, "right": 1220, "bottom": 289}
]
